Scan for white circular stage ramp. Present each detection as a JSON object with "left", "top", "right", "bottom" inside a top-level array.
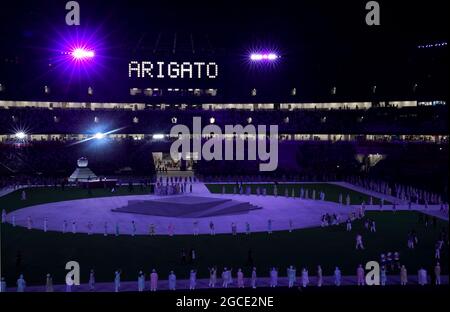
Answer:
[{"left": 6, "top": 191, "right": 353, "bottom": 235}]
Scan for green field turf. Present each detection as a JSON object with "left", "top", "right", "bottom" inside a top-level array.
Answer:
[
  {"left": 0, "top": 186, "right": 446, "bottom": 287},
  {"left": 0, "top": 186, "right": 153, "bottom": 213},
  {"left": 206, "top": 183, "right": 389, "bottom": 205},
  {"left": 1, "top": 212, "right": 447, "bottom": 286}
]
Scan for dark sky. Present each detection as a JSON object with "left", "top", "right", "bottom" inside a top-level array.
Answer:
[
  {"left": 0, "top": 0, "right": 447, "bottom": 101},
  {"left": 0, "top": 0, "right": 447, "bottom": 49}
]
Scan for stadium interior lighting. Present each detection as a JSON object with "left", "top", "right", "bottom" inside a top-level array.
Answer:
[
  {"left": 152, "top": 134, "right": 165, "bottom": 140},
  {"left": 71, "top": 48, "right": 95, "bottom": 60},
  {"left": 15, "top": 131, "right": 26, "bottom": 139},
  {"left": 250, "top": 53, "right": 279, "bottom": 61},
  {"left": 94, "top": 132, "right": 105, "bottom": 140}
]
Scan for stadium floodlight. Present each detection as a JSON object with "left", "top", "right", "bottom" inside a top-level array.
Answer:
[
  {"left": 152, "top": 134, "right": 165, "bottom": 140},
  {"left": 15, "top": 131, "right": 26, "bottom": 139},
  {"left": 94, "top": 132, "right": 105, "bottom": 140},
  {"left": 250, "top": 53, "right": 279, "bottom": 61},
  {"left": 250, "top": 54, "right": 263, "bottom": 61},
  {"left": 71, "top": 48, "right": 95, "bottom": 60}
]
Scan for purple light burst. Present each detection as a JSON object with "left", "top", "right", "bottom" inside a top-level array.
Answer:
[
  {"left": 250, "top": 52, "right": 279, "bottom": 61},
  {"left": 71, "top": 48, "right": 95, "bottom": 60}
]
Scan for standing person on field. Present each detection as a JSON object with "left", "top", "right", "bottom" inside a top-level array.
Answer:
[
  {"left": 356, "top": 264, "right": 365, "bottom": 286},
  {"left": 251, "top": 267, "right": 257, "bottom": 289},
  {"left": 150, "top": 269, "right": 158, "bottom": 292},
  {"left": 168, "top": 271, "right": 176, "bottom": 290},
  {"left": 418, "top": 267, "right": 428, "bottom": 286},
  {"left": 114, "top": 270, "right": 121, "bottom": 292},
  {"left": 17, "top": 274, "right": 26, "bottom": 292},
  {"left": 189, "top": 270, "right": 197, "bottom": 290},
  {"left": 334, "top": 267, "right": 341, "bottom": 286},
  {"left": 317, "top": 265, "right": 323, "bottom": 287},
  {"left": 89, "top": 269, "right": 95, "bottom": 291},
  {"left": 208, "top": 267, "right": 217, "bottom": 288},
  {"left": 237, "top": 269, "right": 244, "bottom": 288},
  {"left": 380, "top": 266, "right": 387, "bottom": 286},
  {"left": 287, "top": 265, "right": 296, "bottom": 288},
  {"left": 270, "top": 267, "right": 278, "bottom": 287},
  {"left": 400, "top": 265, "right": 408, "bottom": 285},
  {"left": 434, "top": 263, "right": 441, "bottom": 285},
  {"left": 356, "top": 234, "right": 364, "bottom": 249},
  {"left": 301, "top": 268, "right": 309, "bottom": 288},
  {"left": 137, "top": 271, "right": 145, "bottom": 292}
]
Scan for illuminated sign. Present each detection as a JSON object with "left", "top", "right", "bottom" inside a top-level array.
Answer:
[{"left": 128, "top": 61, "right": 219, "bottom": 79}]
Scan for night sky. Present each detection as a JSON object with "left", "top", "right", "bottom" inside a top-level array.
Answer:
[{"left": 0, "top": 0, "right": 448, "bottom": 101}]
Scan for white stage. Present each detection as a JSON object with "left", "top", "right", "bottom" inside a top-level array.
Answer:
[{"left": 5, "top": 183, "right": 447, "bottom": 235}]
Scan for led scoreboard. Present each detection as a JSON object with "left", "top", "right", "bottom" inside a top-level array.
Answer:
[{"left": 128, "top": 61, "right": 219, "bottom": 79}]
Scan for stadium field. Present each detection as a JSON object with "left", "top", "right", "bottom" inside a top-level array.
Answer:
[
  {"left": 1, "top": 186, "right": 446, "bottom": 286},
  {"left": 206, "top": 183, "right": 390, "bottom": 205}
]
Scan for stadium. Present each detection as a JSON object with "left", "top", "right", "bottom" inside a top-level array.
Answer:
[{"left": 0, "top": 0, "right": 448, "bottom": 298}]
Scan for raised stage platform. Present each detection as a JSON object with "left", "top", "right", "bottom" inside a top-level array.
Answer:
[{"left": 112, "top": 196, "right": 261, "bottom": 218}]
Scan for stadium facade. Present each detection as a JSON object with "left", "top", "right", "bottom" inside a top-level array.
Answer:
[{"left": 0, "top": 7, "right": 448, "bottom": 193}]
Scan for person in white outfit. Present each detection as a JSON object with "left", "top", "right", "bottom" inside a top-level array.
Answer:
[
  {"left": 269, "top": 267, "right": 278, "bottom": 288},
  {"left": 301, "top": 268, "right": 309, "bottom": 288},
  {"left": 418, "top": 268, "right": 427, "bottom": 286},
  {"left": 189, "top": 270, "right": 197, "bottom": 290},
  {"left": 356, "top": 234, "right": 364, "bottom": 250},
  {"left": 114, "top": 270, "right": 121, "bottom": 292},
  {"left": 137, "top": 271, "right": 145, "bottom": 292}
]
